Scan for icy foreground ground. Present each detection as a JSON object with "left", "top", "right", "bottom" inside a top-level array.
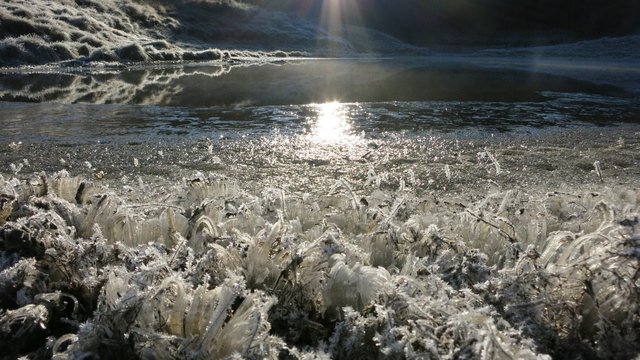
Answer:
[{"left": 1, "top": 126, "right": 639, "bottom": 359}]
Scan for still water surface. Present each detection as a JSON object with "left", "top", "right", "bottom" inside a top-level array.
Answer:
[{"left": 0, "top": 58, "right": 638, "bottom": 144}]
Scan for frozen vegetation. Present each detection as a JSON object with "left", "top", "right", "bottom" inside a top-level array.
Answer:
[
  {"left": 0, "top": 128, "right": 639, "bottom": 359},
  {"left": 0, "top": 0, "right": 423, "bottom": 68}
]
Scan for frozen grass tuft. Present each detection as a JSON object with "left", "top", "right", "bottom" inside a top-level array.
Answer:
[{"left": 0, "top": 171, "right": 638, "bottom": 358}]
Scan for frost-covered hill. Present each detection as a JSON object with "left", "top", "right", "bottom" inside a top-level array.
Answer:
[
  {"left": 0, "top": 0, "right": 423, "bottom": 67},
  {"left": 479, "top": 35, "right": 640, "bottom": 60}
]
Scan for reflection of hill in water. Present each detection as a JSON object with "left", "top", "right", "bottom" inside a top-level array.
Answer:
[
  {"left": 0, "top": 60, "right": 627, "bottom": 106},
  {"left": 0, "top": 65, "right": 234, "bottom": 104}
]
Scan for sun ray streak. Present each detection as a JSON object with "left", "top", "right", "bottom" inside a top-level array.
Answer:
[{"left": 317, "top": 0, "right": 369, "bottom": 53}]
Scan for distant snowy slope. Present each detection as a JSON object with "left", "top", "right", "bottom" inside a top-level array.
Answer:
[
  {"left": 0, "top": 0, "right": 425, "bottom": 67},
  {"left": 480, "top": 35, "right": 640, "bottom": 60}
]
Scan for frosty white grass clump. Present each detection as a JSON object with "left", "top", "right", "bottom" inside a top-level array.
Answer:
[{"left": 0, "top": 171, "right": 638, "bottom": 359}]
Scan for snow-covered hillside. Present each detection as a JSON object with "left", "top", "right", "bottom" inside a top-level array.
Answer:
[
  {"left": 480, "top": 35, "right": 640, "bottom": 60},
  {"left": 0, "top": 0, "right": 423, "bottom": 67}
]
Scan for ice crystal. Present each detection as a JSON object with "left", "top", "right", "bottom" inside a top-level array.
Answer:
[{"left": 0, "top": 172, "right": 638, "bottom": 359}]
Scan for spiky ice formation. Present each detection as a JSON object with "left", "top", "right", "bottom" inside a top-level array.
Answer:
[{"left": 0, "top": 171, "right": 638, "bottom": 359}]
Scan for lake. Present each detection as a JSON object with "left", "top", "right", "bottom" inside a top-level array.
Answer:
[{"left": 1, "top": 57, "right": 639, "bottom": 143}]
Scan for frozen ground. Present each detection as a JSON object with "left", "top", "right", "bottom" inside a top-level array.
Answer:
[{"left": 1, "top": 124, "right": 639, "bottom": 359}]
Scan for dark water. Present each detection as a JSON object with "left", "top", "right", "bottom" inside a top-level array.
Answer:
[{"left": 0, "top": 58, "right": 639, "bottom": 143}]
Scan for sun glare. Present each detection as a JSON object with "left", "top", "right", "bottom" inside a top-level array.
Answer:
[{"left": 309, "top": 101, "right": 358, "bottom": 144}]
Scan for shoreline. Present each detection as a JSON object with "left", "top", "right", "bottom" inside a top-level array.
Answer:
[{"left": 2, "top": 123, "right": 639, "bottom": 199}]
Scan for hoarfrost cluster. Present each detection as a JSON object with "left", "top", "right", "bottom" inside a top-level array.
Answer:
[{"left": 0, "top": 169, "right": 638, "bottom": 359}]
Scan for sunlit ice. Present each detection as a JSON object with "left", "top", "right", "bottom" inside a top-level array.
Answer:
[{"left": 306, "top": 101, "right": 363, "bottom": 145}]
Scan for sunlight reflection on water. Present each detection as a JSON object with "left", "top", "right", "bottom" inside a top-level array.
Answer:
[{"left": 308, "top": 101, "right": 363, "bottom": 145}]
